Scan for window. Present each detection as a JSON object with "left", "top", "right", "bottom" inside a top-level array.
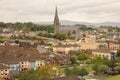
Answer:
[{"left": 22, "top": 62, "right": 24, "bottom": 64}]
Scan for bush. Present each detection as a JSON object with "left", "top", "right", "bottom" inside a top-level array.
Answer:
[
  {"left": 79, "top": 68, "right": 88, "bottom": 77},
  {"left": 115, "top": 66, "right": 120, "bottom": 73},
  {"left": 64, "top": 66, "right": 88, "bottom": 77},
  {"left": 99, "top": 65, "right": 108, "bottom": 73},
  {"left": 70, "top": 56, "right": 77, "bottom": 64},
  {"left": 86, "top": 59, "right": 92, "bottom": 64}
]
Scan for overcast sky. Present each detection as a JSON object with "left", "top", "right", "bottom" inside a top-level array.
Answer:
[{"left": 0, "top": 0, "right": 120, "bottom": 23}]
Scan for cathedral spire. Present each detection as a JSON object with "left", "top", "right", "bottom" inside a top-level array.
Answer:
[
  {"left": 54, "top": 6, "right": 60, "bottom": 34},
  {"left": 54, "top": 6, "right": 59, "bottom": 25}
]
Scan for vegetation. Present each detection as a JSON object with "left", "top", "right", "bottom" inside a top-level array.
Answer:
[
  {"left": 38, "top": 32, "right": 74, "bottom": 40},
  {"left": 77, "top": 54, "right": 88, "bottom": 62},
  {"left": 70, "top": 56, "right": 77, "bottom": 64},
  {"left": 105, "top": 75, "right": 120, "bottom": 80},
  {"left": 100, "top": 26, "right": 120, "bottom": 32},
  {"left": 92, "top": 63, "right": 99, "bottom": 74},
  {"left": 0, "top": 22, "right": 54, "bottom": 32},
  {"left": 18, "top": 64, "right": 60, "bottom": 80},
  {"left": 0, "top": 36, "right": 6, "bottom": 43},
  {"left": 0, "top": 78, "right": 4, "bottom": 80},
  {"left": 116, "top": 50, "right": 120, "bottom": 57},
  {"left": 10, "top": 35, "right": 41, "bottom": 40},
  {"left": 64, "top": 66, "right": 88, "bottom": 77},
  {"left": 79, "top": 26, "right": 94, "bottom": 31}
]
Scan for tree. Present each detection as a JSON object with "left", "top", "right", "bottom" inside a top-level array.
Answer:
[
  {"left": 38, "top": 64, "right": 54, "bottom": 80},
  {"left": 70, "top": 56, "right": 77, "bottom": 64},
  {"left": 78, "top": 68, "right": 88, "bottom": 77},
  {"left": 115, "top": 66, "right": 120, "bottom": 73},
  {"left": 99, "top": 65, "right": 108, "bottom": 73},
  {"left": 92, "top": 63, "right": 99, "bottom": 74},
  {"left": 106, "top": 60, "right": 116, "bottom": 70},
  {"left": 18, "top": 70, "right": 39, "bottom": 80},
  {"left": 86, "top": 59, "right": 92, "bottom": 64},
  {"left": 54, "top": 33, "right": 67, "bottom": 40},
  {"left": 115, "top": 57, "right": 120, "bottom": 63},
  {"left": 64, "top": 66, "right": 88, "bottom": 77},
  {"left": 77, "top": 54, "right": 88, "bottom": 62},
  {"left": 18, "top": 64, "right": 60, "bottom": 80},
  {"left": 116, "top": 50, "right": 120, "bottom": 57}
]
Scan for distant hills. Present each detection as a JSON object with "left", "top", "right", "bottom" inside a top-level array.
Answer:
[{"left": 35, "top": 20, "right": 120, "bottom": 27}]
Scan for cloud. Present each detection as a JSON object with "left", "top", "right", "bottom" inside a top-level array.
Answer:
[{"left": 0, "top": 0, "right": 120, "bottom": 22}]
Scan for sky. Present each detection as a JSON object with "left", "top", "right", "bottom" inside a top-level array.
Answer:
[{"left": 0, "top": 0, "right": 120, "bottom": 23}]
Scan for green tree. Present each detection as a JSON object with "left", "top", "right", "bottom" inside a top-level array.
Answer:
[
  {"left": 77, "top": 54, "right": 88, "bottom": 62},
  {"left": 116, "top": 50, "right": 120, "bottom": 57},
  {"left": 18, "top": 70, "right": 39, "bottom": 80},
  {"left": 99, "top": 65, "right": 108, "bottom": 73},
  {"left": 38, "top": 64, "right": 54, "bottom": 80},
  {"left": 106, "top": 60, "right": 116, "bottom": 71},
  {"left": 115, "top": 66, "right": 120, "bottom": 73},
  {"left": 64, "top": 66, "right": 88, "bottom": 77},
  {"left": 70, "top": 56, "right": 77, "bottom": 64},
  {"left": 92, "top": 63, "right": 99, "bottom": 74},
  {"left": 78, "top": 68, "right": 88, "bottom": 77},
  {"left": 54, "top": 33, "right": 67, "bottom": 40}
]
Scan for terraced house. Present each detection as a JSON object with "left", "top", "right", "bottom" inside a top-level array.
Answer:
[
  {"left": 0, "top": 64, "right": 9, "bottom": 78},
  {"left": 0, "top": 44, "right": 47, "bottom": 78},
  {"left": 0, "top": 42, "right": 70, "bottom": 78},
  {"left": 53, "top": 44, "right": 80, "bottom": 54},
  {"left": 92, "top": 49, "right": 117, "bottom": 60}
]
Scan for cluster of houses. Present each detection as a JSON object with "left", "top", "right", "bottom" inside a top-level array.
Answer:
[
  {"left": 0, "top": 41, "right": 69, "bottom": 79},
  {"left": 52, "top": 33, "right": 119, "bottom": 60},
  {"left": 0, "top": 28, "right": 39, "bottom": 38},
  {"left": 0, "top": 27, "right": 119, "bottom": 79}
]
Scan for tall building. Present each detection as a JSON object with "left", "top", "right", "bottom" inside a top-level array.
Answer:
[
  {"left": 54, "top": 6, "right": 60, "bottom": 34},
  {"left": 53, "top": 6, "right": 80, "bottom": 40}
]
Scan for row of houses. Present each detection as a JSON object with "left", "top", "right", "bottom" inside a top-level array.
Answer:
[
  {"left": 53, "top": 43, "right": 117, "bottom": 60},
  {"left": 0, "top": 44, "right": 69, "bottom": 78}
]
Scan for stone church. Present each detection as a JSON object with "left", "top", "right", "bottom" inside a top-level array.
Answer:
[{"left": 54, "top": 7, "right": 80, "bottom": 40}]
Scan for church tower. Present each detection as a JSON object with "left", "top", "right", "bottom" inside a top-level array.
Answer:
[{"left": 54, "top": 6, "right": 60, "bottom": 34}]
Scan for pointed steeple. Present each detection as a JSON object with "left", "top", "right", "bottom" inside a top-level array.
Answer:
[
  {"left": 54, "top": 6, "right": 60, "bottom": 25},
  {"left": 54, "top": 6, "right": 60, "bottom": 34}
]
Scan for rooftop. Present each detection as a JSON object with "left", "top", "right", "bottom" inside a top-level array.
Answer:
[{"left": 0, "top": 64, "right": 9, "bottom": 69}]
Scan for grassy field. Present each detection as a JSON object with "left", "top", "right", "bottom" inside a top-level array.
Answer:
[
  {"left": 105, "top": 75, "right": 120, "bottom": 80},
  {"left": 93, "top": 74, "right": 120, "bottom": 80}
]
